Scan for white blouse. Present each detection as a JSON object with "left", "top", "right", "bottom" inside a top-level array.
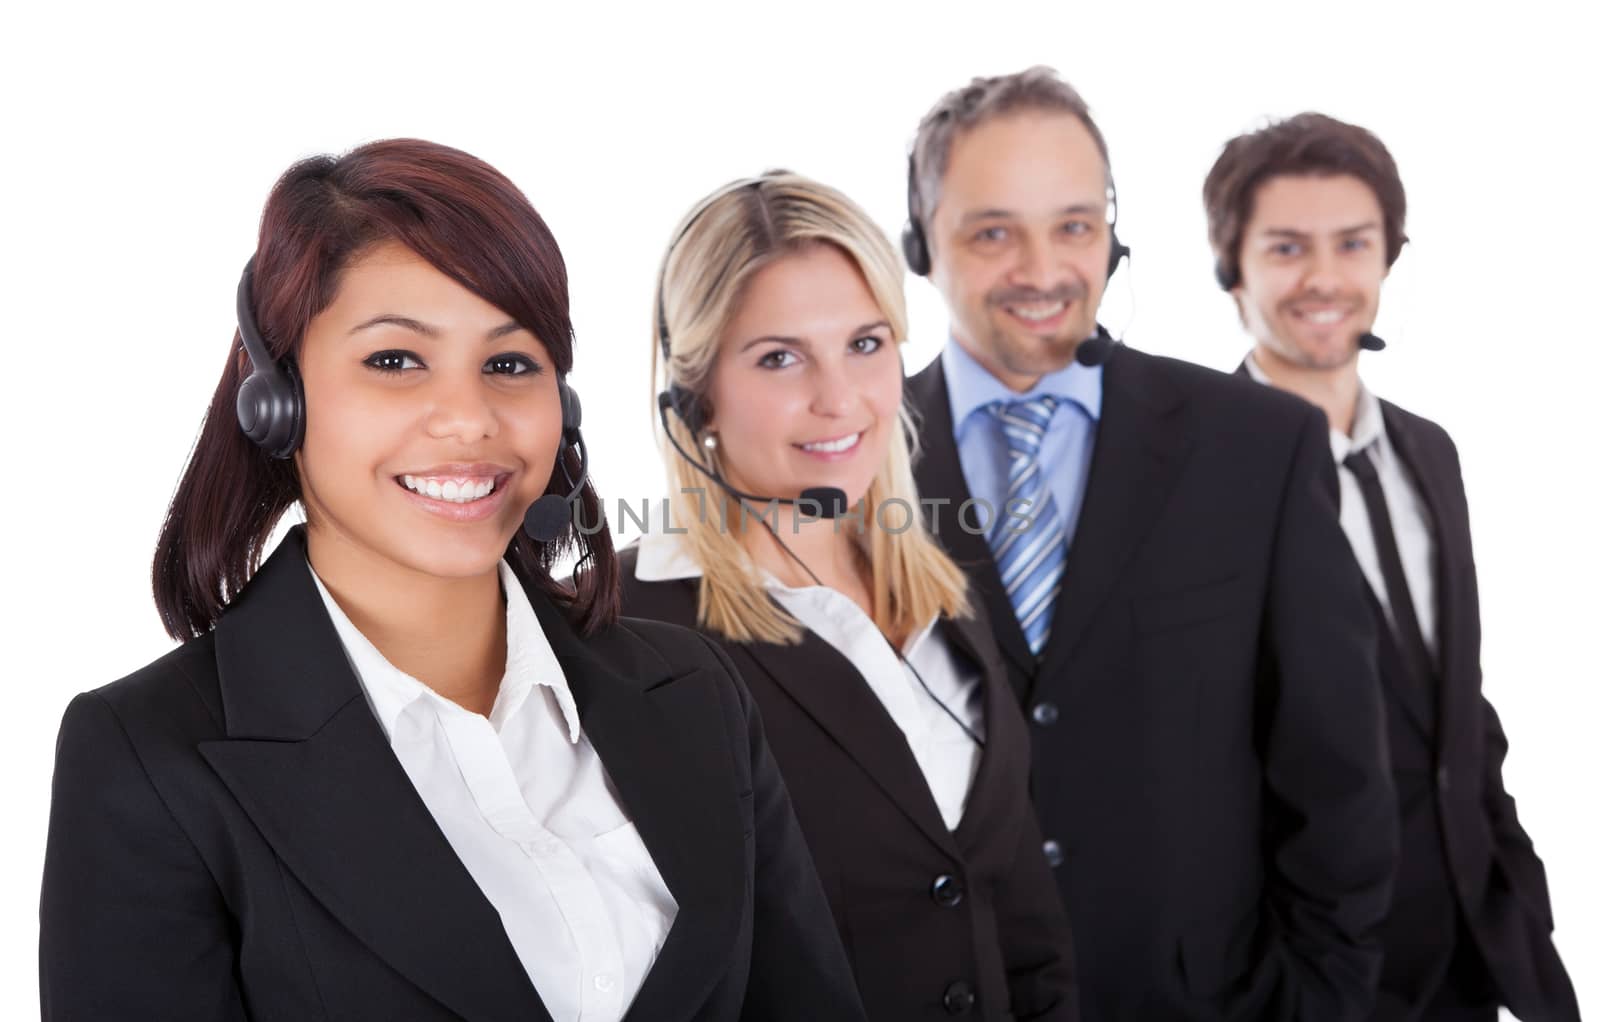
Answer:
[
  {"left": 309, "top": 561, "right": 677, "bottom": 1022},
  {"left": 633, "top": 529, "right": 985, "bottom": 830}
]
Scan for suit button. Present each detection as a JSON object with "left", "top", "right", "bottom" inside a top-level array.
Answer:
[
  {"left": 1041, "top": 839, "right": 1064, "bottom": 868},
  {"left": 930, "top": 873, "right": 965, "bottom": 908},
  {"left": 942, "top": 980, "right": 976, "bottom": 1014},
  {"left": 1436, "top": 766, "right": 1451, "bottom": 791},
  {"left": 1031, "top": 701, "right": 1060, "bottom": 726}
]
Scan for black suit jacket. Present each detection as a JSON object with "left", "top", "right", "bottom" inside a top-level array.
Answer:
[
  {"left": 1234, "top": 369, "right": 1577, "bottom": 1021},
  {"left": 908, "top": 346, "right": 1398, "bottom": 1021},
  {"left": 618, "top": 546, "right": 1078, "bottom": 1022},
  {"left": 40, "top": 528, "right": 866, "bottom": 1022}
]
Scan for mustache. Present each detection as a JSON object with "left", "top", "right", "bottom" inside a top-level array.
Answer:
[{"left": 987, "top": 281, "right": 1088, "bottom": 307}]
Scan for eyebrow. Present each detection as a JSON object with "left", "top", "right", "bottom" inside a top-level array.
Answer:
[
  {"left": 956, "top": 203, "right": 1103, "bottom": 227},
  {"left": 1261, "top": 221, "right": 1381, "bottom": 239},
  {"left": 349, "top": 314, "right": 525, "bottom": 340},
  {"left": 738, "top": 320, "right": 892, "bottom": 353}
]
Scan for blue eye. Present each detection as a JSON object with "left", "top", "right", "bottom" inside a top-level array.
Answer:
[
  {"left": 973, "top": 226, "right": 1009, "bottom": 244},
  {"left": 484, "top": 353, "right": 541, "bottom": 376},
  {"left": 1269, "top": 242, "right": 1304, "bottom": 257},
  {"left": 364, "top": 350, "right": 422, "bottom": 374},
  {"left": 1060, "top": 220, "right": 1091, "bottom": 237},
  {"left": 1341, "top": 237, "right": 1371, "bottom": 252}
]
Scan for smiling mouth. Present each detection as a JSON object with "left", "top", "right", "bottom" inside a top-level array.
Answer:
[
  {"left": 796, "top": 432, "right": 863, "bottom": 454},
  {"left": 1290, "top": 306, "right": 1355, "bottom": 326},
  {"left": 398, "top": 473, "right": 506, "bottom": 504},
  {"left": 1005, "top": 299, "right": 1068, "bottom": 322}
]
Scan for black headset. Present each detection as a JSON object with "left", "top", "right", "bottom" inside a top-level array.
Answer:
[
  {"left": 233, "top": 257, "right": 589, "bottom": 540},
  {"left": 900, "top": 151, "right": 1130, "bottom": 281},
  {"left": 655, "top": 175, "right": 778, "bottom": 438}
]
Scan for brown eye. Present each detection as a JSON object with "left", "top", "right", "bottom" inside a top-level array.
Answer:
[
  {"left": 484, "top": 354, "right": 539, "bottom": 376},
  {"left": 363, "top": 350, "right": 421, "bottom": 374}
]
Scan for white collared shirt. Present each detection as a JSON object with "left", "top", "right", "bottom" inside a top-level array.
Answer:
[
  {"left": 308, "top": 561, "right": 677, "bottom": 1022},
  {"left": 1245, "top": 354, "right": 1439, "bottom": 653},
  {"left": 633, "top": 529, "right": 985, "bottom": 830}
]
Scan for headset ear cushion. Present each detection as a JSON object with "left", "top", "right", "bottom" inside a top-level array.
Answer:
[
  {"left": 668, "top": 384, "right": 708, "bottom": 436},
  {"left": 1214, "top": 260, "right": 1238, "bottom": 291},
  {"left": 558, "top": 379, "right": 583, "bottom": 433},
  {"left": 901, "top": 221, "right": 931, "bottom": 277}
]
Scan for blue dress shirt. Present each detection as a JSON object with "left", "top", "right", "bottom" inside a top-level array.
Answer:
[{"left": 939, "top": 339, "right": 1101, "bottom": 547}]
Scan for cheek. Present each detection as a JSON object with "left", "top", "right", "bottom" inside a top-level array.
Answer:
[{"left": 500, "top": 398, "right": 564, "bottom": 494}]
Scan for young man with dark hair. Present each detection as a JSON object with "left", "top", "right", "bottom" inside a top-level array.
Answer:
[
  {"left": 903, "top": 69, "right": 1398, "bottom": 1020},
  {"left": 1205, "top": 111, "right": 1578, "bottom": 1022}
]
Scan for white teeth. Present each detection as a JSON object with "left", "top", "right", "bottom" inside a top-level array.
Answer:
[
  {"left": 401, "top": 476, "right": 498, "bottom": 503},
  {"left": 1008, "top": 301, "right": 1065, "bottom": 322},
  {"left": 801, "top": 432, "right": 862, "bottom": 453},
  {"left": 1300, "top": 308, "right": 1347, "bottom": 324}
]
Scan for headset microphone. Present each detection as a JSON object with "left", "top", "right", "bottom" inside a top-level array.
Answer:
[
  {"left": 655, "top": 394, "right": 847, "bottom": 520},
  {"left": 1074, "top": 324, "right": 1119, "bottom": 367},
  {"left": 1357, "top": 332, "right": 1387, "bottom": 352}
]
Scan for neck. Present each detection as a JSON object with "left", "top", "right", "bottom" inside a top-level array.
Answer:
[
  {"left": 305, "top": 520, "right": 507, "bottom": 717},
  {"left": 1252, "top": 344, "right": 1363, "bottom": 437},
  {"left": 738, "top": 503, "right": 873, "bottom": 613}
]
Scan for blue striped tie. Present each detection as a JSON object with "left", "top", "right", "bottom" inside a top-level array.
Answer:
[{"left": 989, "top": 396, "right": 1066, "bottom": 657}]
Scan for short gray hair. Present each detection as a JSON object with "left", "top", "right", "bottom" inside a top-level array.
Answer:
[{"left": 909, "top": 66, "right": 1111, "bottom": 226}]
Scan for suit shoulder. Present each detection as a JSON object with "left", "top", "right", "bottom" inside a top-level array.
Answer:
[
  {"left": 82, "top": 635, "right": 225, "bottom": 738},
  {"left": 1134, "top": 349, "right": 1324, "bottom": 428},
  {"left": 1380, "top": 397, "right": 1457, "bottom": 455}
]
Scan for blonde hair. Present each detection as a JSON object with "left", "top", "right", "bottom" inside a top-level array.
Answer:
[{"left": 652, "top": 171, "right": 970, "bottom": 645}]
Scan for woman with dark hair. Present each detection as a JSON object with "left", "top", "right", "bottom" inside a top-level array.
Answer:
[{"left": 39, "top": 139, "right": 864, "bottom": 1022}]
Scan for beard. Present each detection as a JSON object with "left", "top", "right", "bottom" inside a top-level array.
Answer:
[{"left": 978, "top": 279, "right": 1096, "bottom": 379}]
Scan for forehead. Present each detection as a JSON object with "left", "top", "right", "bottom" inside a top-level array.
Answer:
[
  {"left": 726, "top": 244, "right": 882, "bottom": 338},
  {"left": 1245, "top": 173, "right": 1383, "bottom": 235},
  {"left": 938, "top": 111, "right": 1108, "bottom": 216}
]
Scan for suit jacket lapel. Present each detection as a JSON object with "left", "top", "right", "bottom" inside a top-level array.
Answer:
[
  {"left": 942, "top": 610, "right": 1030, "bottom": 850},
  {"left": 200, "top": 529, "right": 549, "bottom": 1022},
  {"left": 533, "top": 598, "right": 747, "bottom": 1022},
  {"left": 734, "top": 627, "right": 962, "bottom": 859},
  {"left": 1381, "top": 402, "right": 1467, "bottom": 740},
  {"left": 1037, "top": 349, "right": 1190, "bottom": 684},
  {"left": 907, "top": 358, "right": 1036, "bottom": 689}
]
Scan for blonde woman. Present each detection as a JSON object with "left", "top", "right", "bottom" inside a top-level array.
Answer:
[{"left": 618, "top": 172, "right": 1077, "bottom": 1021}]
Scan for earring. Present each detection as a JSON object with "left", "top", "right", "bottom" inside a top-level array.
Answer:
[{"left": 702, "top": 433, "right": 719, "bottom": 450}]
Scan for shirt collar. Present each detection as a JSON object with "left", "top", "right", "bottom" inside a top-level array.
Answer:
[
  {"left": 632, "top": 528, "right": 942, "bottom": 649},
  {"left": 941, "top": 336, "right": 1103, "bottom": 440},
  {"left": 307, "top": 560, "right": 581, "bottom": 744},
  {"left": 1242, "top": 350, "right": 1388, "bottom": 461}
]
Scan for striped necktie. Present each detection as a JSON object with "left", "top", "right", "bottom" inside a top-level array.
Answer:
[{"left": 988, "top": 396, "right": 1067, "bottom": 657}]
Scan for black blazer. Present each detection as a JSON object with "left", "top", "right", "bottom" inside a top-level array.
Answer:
[
  {"left": 1237, "top": 374, "right": 1577, "bottom": 1021},
  {"left": 908, "top": 347, "right": 1398, "bottom": 1021},
  {"left": 618, "top": 546, "right": 1078, "bottom": 1022},
  {"left": 40, "top": 527, "right": 866, "bottom": 1022}
]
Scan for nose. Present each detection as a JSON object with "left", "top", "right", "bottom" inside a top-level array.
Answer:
[
  {"left": 807, "top": 356, "right": 857, "bottom": 419},
  {"left": 1303, "top": 244, "right": 1342, "bottom": 295},
  {"left": 424, "top": 372, "right": 499, "bottom": 442},
  {"left": 1010, "top": 230, "right": 1058, "bottom": 289}
]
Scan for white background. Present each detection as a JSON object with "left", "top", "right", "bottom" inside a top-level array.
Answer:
[{"left": 3, "top": 1, "right": 1594, "bottom": 1014}]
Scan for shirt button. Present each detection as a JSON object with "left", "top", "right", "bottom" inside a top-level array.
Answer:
[
  {"left": 1041, "top": 839, "right": 1064, "bottom": 868},
  {"left": 942, "top": 980, "right": 976, "bottom": 1014},
  {"left": 1436, "top": 766, "right": 1451, "bottom": 792},
  {"left": 1031, "top": 701, "right": 1060, "bottom": 726},
  {"left": 930, "top": 873, "right": 965, "bottom": 908},
  {"left": 593, "top": 973, "right": 616, "bottom": 993}
]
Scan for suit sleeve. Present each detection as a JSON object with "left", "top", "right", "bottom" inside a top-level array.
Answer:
[
  {"left": 1257, "top": 405, "right": 1398, "bottom": 1020},
  {"left": 993, "top": 791, "right": 1079, "bottom": 1020},
  {"left": 696, "top": 636, "right": 868, "bottom": 1022},
  {"left": 1478, "top": 698, "right": 1556, "bottom": 931},
  {"left": 39, "top": 692, "right": 247, "bottom": 1022}
]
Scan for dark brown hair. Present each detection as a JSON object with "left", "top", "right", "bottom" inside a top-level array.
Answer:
[
  {"left": 1203, "top": 112, "right": 1408, "bottom": 290},
  {"left": 153, "top": 138, "right": 619, "bottom": 640},
  {"left": 910, "top": 65, "right": 1111, "bottom": 227}
]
